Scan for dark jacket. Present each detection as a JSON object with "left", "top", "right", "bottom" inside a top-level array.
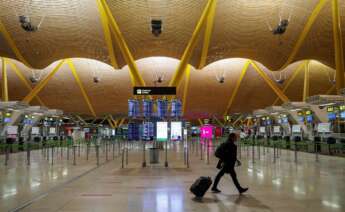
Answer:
[{"left": 217, "top": 142, "right": 237, "bottom": 172}]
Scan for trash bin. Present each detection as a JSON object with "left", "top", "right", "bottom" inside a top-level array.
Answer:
[{"left": 149, "top": 147, "right": 159, "bottom": 164}]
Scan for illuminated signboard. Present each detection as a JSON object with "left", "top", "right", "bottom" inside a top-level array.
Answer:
[
  {"left": 49, "top": 127, "right": 56, "bottom": 135},
  {"left": 200, "top": 125, "right": 213, "bottom": 139},
  {"left": 328, "top": 113, "right": 336, "bottom": 121},
  {"left": 273, "top": 126, "right": 281, "bottom": 133},
  {"left": 317, "top": 123, "right": 331, "bottom": 133},
  {"left": 31, "top": 127, "right": 40, "bottom": 135},
  {"left": 170, "top": 121, "right": 182, "bottom": 141},
  {"left": 156, "top": 122, "right": 168, "bottom": 142},
  {"left": 341, "top": 111, "right": 345, "bottom": 119},
  {"left": 327, "top": 107, "right": 334, "bottom": 112},
  {"left": 259, "top": 127, "right": 266, "bottom": 133},
  {"left": 292, "top": 125, "right": 301, "bottom": 133},
  {"left": 305, "top": 110, "right": 311, "bottom": 115},
  {"left": 306, "top": 115, "right": 313, "bottom": 123},
  {"left": 7, "top": 126, "right": 18, "bottom": 135},
  {"left": 340, "top": 105, "right": 345, "bottom": 111}
]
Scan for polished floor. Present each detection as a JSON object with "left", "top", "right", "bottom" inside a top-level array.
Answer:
[{"left": 1, "top": 141, "right": 344, "bottom": 212}]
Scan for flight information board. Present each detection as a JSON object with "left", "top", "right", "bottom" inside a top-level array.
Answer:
[{"left": 317, "top": 123, "right": 331, "bottom": 133}]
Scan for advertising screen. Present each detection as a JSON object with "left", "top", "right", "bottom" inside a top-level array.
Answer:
[
  {"left": 341, "top": 111, "right": 345, "bottom": 119},
  {"left": 328, "top": 113, "right": 336, "bottom": 121},
  {"left": 170, "top": 121, "right": 182, "bottom": 141},
  {"left": 306, "top": 115, "right": 313, "bottom": 123},
  {"left": 31, "top": 127, "right": 40, "bottom": 135},
  {"left": 259, "top": 127, "right": 266, "bottom": 133},
  {"left": 156, "top": 122, "right": 168, "bottom": 141},
  {"left": 317, "top": 123, "right": 331, "bottom": 133},
  {"left": 7, "top": 126, "right": 18, "bottom": 135},
  {"left": 49, "top": 127, "right": 56, "bottom": 135},
  {"left": 273, "top": 126, "right": 281, "bottom": 133},
  {"left": 292, "top": 125, "right": 301, "bottom": 133},
  {"left": 200, "top": 125, "right": 213, "bottom": 139}
]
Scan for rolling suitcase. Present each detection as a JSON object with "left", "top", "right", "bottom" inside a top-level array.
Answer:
[{"left": 190, "top": 176, "right": 212, "bottom": 198}]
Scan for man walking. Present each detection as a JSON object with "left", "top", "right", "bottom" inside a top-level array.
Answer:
[{"left": 212, "top": 133, "right": 248, "bottom": 194}]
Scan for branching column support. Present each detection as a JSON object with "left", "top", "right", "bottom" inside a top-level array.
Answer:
[
  {"left": 1, "top": 57, "right": 8, "bottom": 101},
  {"left": 223, "top": 60, "right": 250, "bottom": 116},
  {"left": 169, "top": 0, "right": 215, "bottom": 87},
  {"left": 7, "top": 60, "right": 45, "bottom": 106},
  {"left": 303, "top": 61, "right": 310, "bottom": 101},
  {"left": 67, "top": 59, "right": 97, "bottom": 117},
  {"left": 182, "top": 65, "right": 191, "bottom": 116},
  {"left": 23, "top": 60, "right": 65, "bottom": 103},
  {"left": 100, "top": 0, "right": 145, "bottom": 86},
  {"left": 198, "top": 0, "right": 218, "bottom": 69},
  {"left": 332, "top": 0, "right": 345, "bottom": 93},
  {"left": 250, "top": 60, "right": 289, "bottom": 103}
]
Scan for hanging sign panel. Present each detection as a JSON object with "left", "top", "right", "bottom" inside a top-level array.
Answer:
[
  {"left": 171, "top": 121, "right": 182, "bottom": 141},
  {"left": 156, "top": 121, "right": 168, "bottom": 142},
  {"left": 134, "top": 87, "right": 176, "bottom": 95}
]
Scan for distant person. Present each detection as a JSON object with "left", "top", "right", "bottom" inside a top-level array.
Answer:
[{"left": 212, "top": 133, "right": 248, "bottom": 194}]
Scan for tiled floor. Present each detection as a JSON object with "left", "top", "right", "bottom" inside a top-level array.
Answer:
[{"left": 1, "top": 141, "right": 344, "bottom": 212}]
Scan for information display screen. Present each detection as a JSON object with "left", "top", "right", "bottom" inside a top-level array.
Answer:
[
  {"left": 156, "top": 122, "right": 168, "bottom": 142},
  {"left": 259, "top": 127, "right": 266, "bottom": 133},
  {"left": 7, "top": 126, "right": 18, "bottom": 135},
  {"left": 282, "top": 117, "right": 289, "bottom": 124},
  {"left": 112, "top": 129, "right": 116, "bottom": 136},
  {"left": 317, "top": 123, "right": 331, "bottom": 133},
  {"left": 328, "top": 113, "right": 336, "bottom": 121},
  {"left": 292, "top": 125, "right": 301, "bottom": 133},
  {"left": 298, "top": 116, "right": 304, "bottom": 122},
  {"left": 31, "top": 127, "right": 40, "bottom": 135},
  {"left": 200, "top": 125, "right": 213, "bottom": 139},
  {"left": 306, "top": 115, "right": 313, "bottom": 123},
  {"left": 273, "top": 126, "right": 281, "bottom": 133},
  {"left": 4, "top": 117, "right": 12, "bottom": 123},
  {"left": 170, "top": 121, "right": 182, "bottom": 141},
  {"left": 83, "top": 128, "right": 90, "bottom": 133},
  {"left": 49, "top": 127, "right": 56, "bottom": 135},
  {"left": 341, "top": 111, "right": 345, "bottom": 119}
]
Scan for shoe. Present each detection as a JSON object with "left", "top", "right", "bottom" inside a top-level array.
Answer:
[
  {"left": 211, "top": 188, "right": 221, "bottom": 193},
  {"left": 239, "top": 187, "right": 248, "bottom": 194}
]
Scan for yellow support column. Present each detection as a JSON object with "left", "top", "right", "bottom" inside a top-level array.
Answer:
[
  {"left": 0, "top": 20, "right": 31, "bottom": 67},
  {"left": 107, "top": 118, "right": 115, "bottom": 128},
  {"left": 250, "top": 60, "right": 289, "bottom": 103},
  {"left": 278, "top": 0, "right": 329, "bottom": 70},
  {"left": 198, "top": 0, "right": 218, "bottom": 69},
  {"left": 95, "top": 0, "right": 118, "bottom": 69},
  {"left": 1, "top": 57, "right": 8, "bottom": 101},
  {"left": 182, "top": 65, "right": 191, "bottom": 116},
  {"left": 109, "top": 115, "right": 118, "bottom": 128},
  {"left": 332, "top": 0, "right": 345, "bottom": 93},
  {"left": 7, "top": 60, "right": 45, "bottom": 106},
  {"left": 198, "top": 118, "right": 203, "bottom": 126},
  {"left": 223, "top": 60, "right": 250, "bottom": 116},
  {"left": 303, "top": 61, "right": 310, "bottom": 101},
  {"left": 272, "top": 61, "right": 306, "bottom": 105},
  {"left": 100, "top": 0, "right": 145, "bottom": 86},
  {"left": 23, "top": 60, "right": 65, "bottom": 103},
  {"left": 169, "top": 0, "right": 215, "bottom": 87},
  {"left": 118, "top": 118, "right": 126, "bottom": 127},
  {"left": 326, "top": 85, "right": 336, "bottom": 94},
  {"left": 67, "top": 59, "right": 97, "bottom": 117}
]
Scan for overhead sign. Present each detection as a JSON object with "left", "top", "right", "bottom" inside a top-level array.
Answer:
[{"left": 134, "top": 87, "right": 176, "bottom": 95}]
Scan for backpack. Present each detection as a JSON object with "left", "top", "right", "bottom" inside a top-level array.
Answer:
[{"left": 215, "top": 143, "right": 227, "bottom": 160}]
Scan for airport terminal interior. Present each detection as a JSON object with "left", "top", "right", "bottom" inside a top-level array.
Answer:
[{"left": 0, "top": 0, "right": 345, "bottom": 211}]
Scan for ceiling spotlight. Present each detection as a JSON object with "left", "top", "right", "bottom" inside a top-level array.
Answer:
[
  {"left": 151, "top": 19, "right": 162, "bottom": 37},
  {"left": 217, "top": 76, "right": 225, "bottom": 84},
  {"left": 272, "top": 19, "right": 289, "bottom": 35},
  {"left": 275, "top": 79, "right": 285, "bottom": 85},
  {"left": 93, "top": 76, "right": 100, "bottom": 83},
  {"left": 29, "top": 76, "right": 40, "bottom": 84},
  {"left": 19, "top": 15, "right": 38, "bottom": 32}
]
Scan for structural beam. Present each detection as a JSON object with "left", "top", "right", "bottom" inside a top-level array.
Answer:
[
  {"left": 67, "top": 59, "right": 97, "bottom": 117},
  {"left": 182, "top": 65, "right": 191, "bottom": 116},
  {"left": 7, "top": 60, "right": 45, "bottom": 106},
  {"left": 332, "top": 0, "right": 345, "bottom": 93},
  {"left": 250, "top": 60, "right": 290, "bottom": 103},
  {"left": 198, "top": 118, "right": 203, "bottom": 126},
  {"left": 169, "top": 0, "right": 215, "bottom": 87},
  {"left": 23, "top": 60, "right": 65, "bottom": 103},
  {"left": 2, "top": 57, "right": 8, "bottom": 101},
  {"left": 213, "top": 116, "right": 224, "bottom": 127},
  {"left": 100, "top": 0, "right": 145, "bottom": 86},
  {"left": 198, "top": 0, "right": 218, "bottom": 69},
  {"left": 303, "top": 61, "right": 310, "bottom": 101},
  {"left": 95, "top": 0, "right": 118, "bottom": 69},
  {"left": 118, "top": 118, "right": 126, "bottom": 127},
  {"left": 326, "top": 84, "right": 336, "bottom": 94},
  {"left": 107, "top": 118, "right": 115, "bottom": 128},
  {"left": 0, "top": 20, "right": 31, "bottom": 67},
  {"left": 109, "top": 115, "right": 118, "bottom": 127},
  {"left": 233, "top": 115, "right": 243, "bottom": 126},
  {"left": 278, "top": 0, "right": 329, "bottom": 70},
  {"left": 75, "top": 115, "right": 88, "bottom": 126},
  {"left": 272, "top": 61, "right": 307, "bottom": 105},
  {"left": 223, "top": 60, "right": 250, "bottom": 116}
]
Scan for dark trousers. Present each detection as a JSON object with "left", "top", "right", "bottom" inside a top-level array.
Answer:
[{"left": 213, "top": 165, "right": 242, "bottom": 191}]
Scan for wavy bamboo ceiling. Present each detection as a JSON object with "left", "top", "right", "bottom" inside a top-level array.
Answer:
[
  {"left": 3, "top": 57, "right": 337, "bottom": 118},
  {"left": 0, "top": 0, "right": 343, "bottom": 69}
]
